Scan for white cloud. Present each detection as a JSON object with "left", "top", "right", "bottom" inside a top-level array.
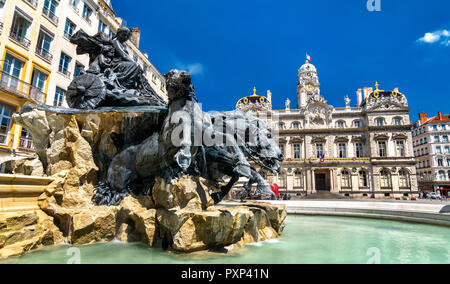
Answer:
[
  {"left": 417, "top": 29, "right": 450, "bottom": 46},
  {"left": 174, "top": 62, "right": 204, "bottom": 75}
]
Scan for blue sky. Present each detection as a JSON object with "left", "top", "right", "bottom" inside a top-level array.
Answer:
[{"left": 113, "top": 0, "right": 450, "bottom": 121}]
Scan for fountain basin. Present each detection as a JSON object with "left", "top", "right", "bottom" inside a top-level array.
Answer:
[{"left": 2, "top": 215, "right": 449, "bottom": 264}]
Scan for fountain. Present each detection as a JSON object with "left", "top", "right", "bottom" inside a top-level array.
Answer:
[{"left": 0, "top": 28, "right": 286, "bottom": 259}]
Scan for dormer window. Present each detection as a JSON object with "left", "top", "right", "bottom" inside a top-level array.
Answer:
[{"left": 376, "top": 118, "right": 384, "bottom": 126}]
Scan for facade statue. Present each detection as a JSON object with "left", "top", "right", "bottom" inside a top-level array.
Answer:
[{"left": 67, "top": 27, "right": 167, "bottom": 109}]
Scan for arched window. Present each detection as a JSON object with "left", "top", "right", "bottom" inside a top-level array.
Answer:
[
  {"left": 294, "top": 171, "right": 303, "bottom": 188},
  {"left": 353, "top": 120, "right": 363, "bottom": 128},
  {"left": 341, "top": 170, "right": 351, "bottom": 189},
  {"left": 376, "top": 118, "right": 384, "bottom": 127},
  {"left": 359, "top": 170, "right": 369, "bottom": 188},
  {"left": 399, "top": 170, "right": 410, "bottom": 188},
  {"left": 393, "top": 117, "right": 402, "bottom": 126},
  {"left": 439, "top": 171, "right": 446, "bottom": 180},
  {"left": 292, "top": 122, "right": 300, "bottom": 129},
  {"left": 278, "top": 172, "right": 287, "bottom": 188},
  {"left": 337, "top": 121, "right": 345, "bottom": 128},
  {"left": 380, "top": 170, "right": 392, "bottom": 188}
]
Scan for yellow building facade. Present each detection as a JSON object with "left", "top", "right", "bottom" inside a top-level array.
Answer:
[
  {"left": 0, "top": 0, "right": 57, "bottom": 163},
  {"left": 0, "top": 0, "right": 168, "bottom": 165}
]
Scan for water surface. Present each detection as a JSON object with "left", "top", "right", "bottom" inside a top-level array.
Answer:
[{"left": 2, "top": 215, "right": 449, "bottom": 264}]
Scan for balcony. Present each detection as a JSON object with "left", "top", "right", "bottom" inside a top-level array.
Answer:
[
  {"left": 24, "top": 0, "right": 38, "bottom": 9},
  {"left": 35, "top": 47, "right": 53, "bottom": 63},
  {"left": 0, "top": 72, "right": 46, "bottom": 104},
  {"left": 0, "top": 133, "right": 12, "bottom": 147},
  {"left": 9, "top": 30, "right": 31, "bottom": 49},
  {"left": 42, "top": 7, "right": 59, "bottom": 25},
  {"left": 58, "top": 65, "right": 71, "bottom": 78},
  {"left": 19, "top": 137, "right": 34, "bottom": 150}
]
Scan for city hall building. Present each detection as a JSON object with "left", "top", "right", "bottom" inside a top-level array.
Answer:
[{"left": 236, "top": 61, "right": 418, "bottom": 199}]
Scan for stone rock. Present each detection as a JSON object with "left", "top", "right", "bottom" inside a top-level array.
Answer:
[
  {"left": 156, "top": 202, "right": 285, "bottom": 253},
  {"left": 0, "top": 154, "right": 45, "bottom": 177},
  {"left": 71, "top": 206, "right": 117, "bottom": 245},
  {"left": 241, "top": 202, "right": 287, "bottom": 234},
  {"left": 0, "top": 210, "right": 64, "bottom": 259},
  {"left": 117, "top": 195, "right": 157, "bottom": 246},
  {"left": 152, "top": 176, "right": 215, "bottom": 211}
]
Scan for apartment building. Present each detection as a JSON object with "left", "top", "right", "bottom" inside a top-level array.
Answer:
[{"left": 412, "top": 112, "right": 450, "bottom": 197}]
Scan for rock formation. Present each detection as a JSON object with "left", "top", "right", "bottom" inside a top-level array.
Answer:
[{"left": 0, "top": 107, "right": 286, "bottom": 259}]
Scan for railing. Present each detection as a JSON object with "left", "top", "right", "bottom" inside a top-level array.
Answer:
[
  {"left": 58, "top": 66, "right": 71, "bottom": 77},
  {"left": 42, "top": 7, "right": 59, "bottom": 25},
  {"left": 9, "top": 30, "right": 31, "bottom": 49},
  {"left": 71, "top": 4, "right": 79, "bottom": 14},
  {"left": 0, "top": 133, "right": 10, "bottom": 146},
  {"left": 282, "top": 157, "right": 371, "bottom": 163},
  {"left": 19, "top": 137, "right": 34, "bottom": 150},
  {"left": 63, "top": 31, "right": 72, "bottom": 40},
  {"left": 0, "top": 72, "right": 46, "bottom": 104},
  {"left": 35, "top": 47, "right": 53, "bottom": 62},
  {"left": 82, "top": 15, "right": 91, "bottom": 24},
  {"left": 24, "top": 0, "right": 38, "bottom": 8}
]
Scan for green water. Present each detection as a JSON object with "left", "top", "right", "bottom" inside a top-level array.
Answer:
[{"left": 2, "top": 215, "right": 449, "bottom": 264}]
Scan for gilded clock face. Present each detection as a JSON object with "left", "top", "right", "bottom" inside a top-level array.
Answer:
[
  {"left": 305, "top": 84, "right": 314, "bottom": 92},
  {"left": 307, "top": 72, "right": 312, "bottom": 77}
]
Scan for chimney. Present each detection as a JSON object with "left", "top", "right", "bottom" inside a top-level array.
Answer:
[
  {"left": 130, "top": 28, "right": 141, "bottom": 48},
  {"left": 419, "top": 113, "right": 428, "bottom": 125},
  {"left": 438, "top": 111, "right": 443, "bottom": 120},
  {"left": 356, "top": 88, "right": 362, "bottom": 106}
]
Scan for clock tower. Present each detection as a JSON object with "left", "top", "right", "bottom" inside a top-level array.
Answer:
[{"left": 297, "top": 60, "right": 321, "bottom": 108}]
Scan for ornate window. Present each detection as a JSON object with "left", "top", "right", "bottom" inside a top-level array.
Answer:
[
  {"left": 294, "top": 171, "right": 304, "bottom": 188},
  {"left": 338, "top": 143, "right": 347, "bottom": 158},
  {"left": 341, "top": 170, "right": 351, "bottom": 189},
  {"left": 396, "top": 140, "right": 405, "bottom": 157},
  {"left": 354, "top": 120, "right": 362, "bottom": 128},
  {"left": 337, "top": 121, "right": 345, "bottom": 128},
  {"left": 355, "top": 143, "right": 364, "bottom": 158},
  {"left": 380, "top": 170, "right": 392, "bottom": 189},
  {"left": 398, "top": 170, "right": 410, "bottom": 188},
  {"left": 292, "top": 122, "right": 300, "bottom": 129},
  {"left": 278, "top": 172, "right": 287, "bottom": 188},
  {"left": 316, "top": 144, "right": 324, "bottom": 158},
  {"left": 359, "top": 170, "right": 369, "bottom": 188},
  {"left": 394, "top": 117, "right": 402, "bottom": 126},
  {"left": 279, "top": 144, "right": 285, "bottom": 158},
  {"left": 293, "top": 144, "right": 301, "bottom": 159},
  {"left": 376, "top": 118, "right": 384, "bottom": 126},
  {"left": 378, "top": 141, "right": 387, "bottom": 157},
  {"left": 438, "top": 171, "right": 446, "bottom": 180}
]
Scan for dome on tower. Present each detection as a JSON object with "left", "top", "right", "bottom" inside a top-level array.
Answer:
[
  {"left": 299, "top": 60, "right": 317, "bottom": 73},
  {"left": 236, "top": 87, "right": 271, "bottom": 112}
]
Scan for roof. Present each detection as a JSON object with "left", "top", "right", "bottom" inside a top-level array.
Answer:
[{"left": 424, "top": 114, "right": 450, "bottom": 124}]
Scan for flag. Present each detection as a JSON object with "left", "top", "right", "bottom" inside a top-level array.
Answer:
[
  {"left": 271, "top": 184, "right": 280, "bottom": 197},
  {"left": 320, "top": 154, "right": 325, "bottom": 163},
  {"left": 306, "top": 53, "right": 312, "bottom": 61}
]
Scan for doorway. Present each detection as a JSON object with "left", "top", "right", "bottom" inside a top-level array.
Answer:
[{"left": 315, "top": 173, "right": 327, "bottom": 191}]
